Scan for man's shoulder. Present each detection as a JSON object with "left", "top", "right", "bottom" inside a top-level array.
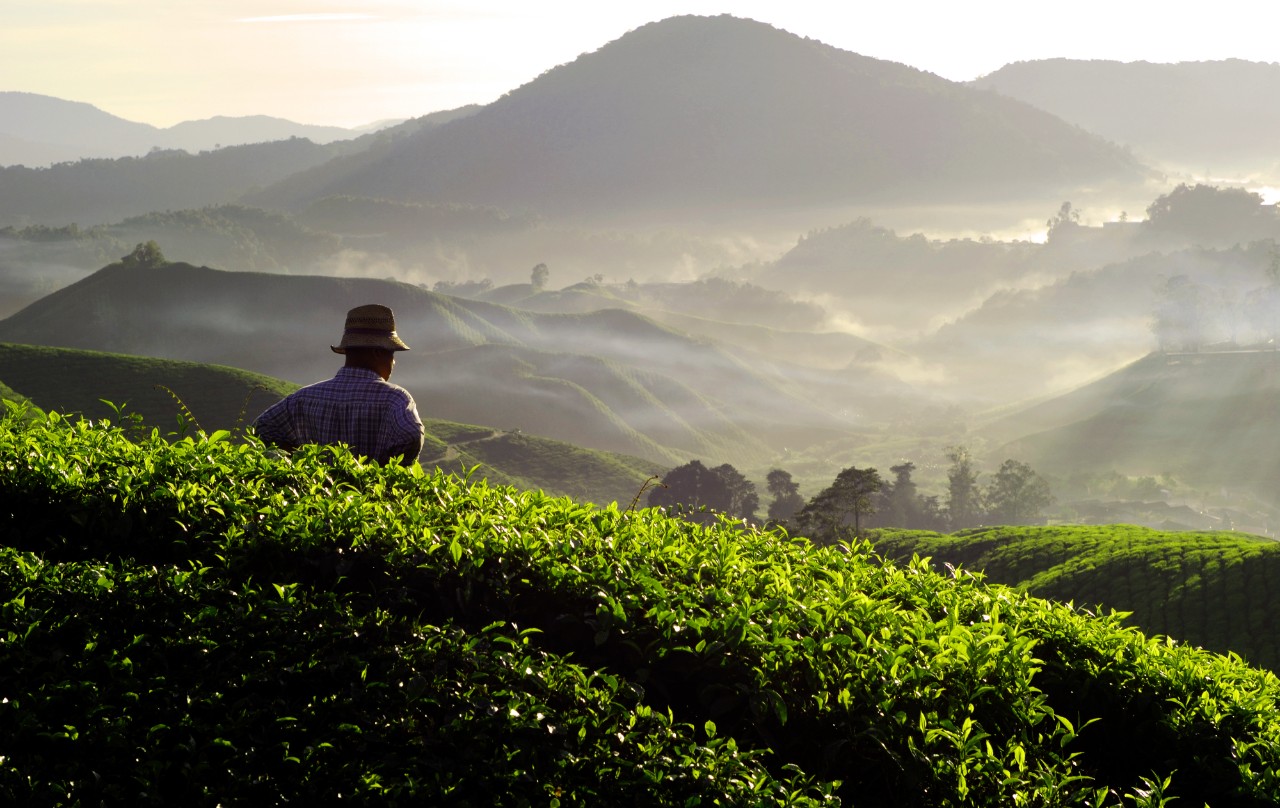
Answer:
[
  {"left": 326, "top": 370, "right": 415, "bottom": 401},
  {"left": 381, "top": 379, "right": 414, "bottom": 396}
]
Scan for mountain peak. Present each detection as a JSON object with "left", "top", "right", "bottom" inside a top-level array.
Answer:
[{"left": 299, "top": 13, "right": 1145, "bottom": 218}]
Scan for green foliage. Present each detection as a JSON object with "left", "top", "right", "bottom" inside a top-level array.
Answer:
[
  {"left": 985, "top": 460, "right": 1055, "bottom": 525},
  {"left": 872, "top": 524, "right": 1280, "bottom": 671},
  {"left": 121, "top": 240, "right": 167, "bottom": 268},
  {"left": 436, "top": 428, "right": 666, "bottom": 507},
  {"left": 110, "top": 204, "right": 341, "bottom": 272},
  {"left": 648, "top": 459, "right": 759, "bottom": 524},
  {"left": 4, "top": 409, "right": 1280, "bottom": 805},
  {"left": 766, "top": 468, "right": 805, "bottom": 524},
  {"left": 0, "top": 342, "right": 294, "bottom": 435},
  {"left": 946, "top": 446, "right": 983, "bottom": 530},
  {"left": 795, "top": 465, "right": 883, "bottom": 542},
  {"left": 0, "top": 381, "right": 40, "bottom": 414}
]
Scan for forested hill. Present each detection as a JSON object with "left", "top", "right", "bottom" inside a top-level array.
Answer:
[
  {"left": 0, "top": 139, "right": 340, "bottom": 227},
  {"left": 249, "top": 14, "right": 1149, "bottom": 217}
]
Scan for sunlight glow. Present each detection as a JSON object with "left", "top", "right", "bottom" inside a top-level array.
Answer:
[{"left": 235, "top": 13, "right": 377, "bottom": 23}]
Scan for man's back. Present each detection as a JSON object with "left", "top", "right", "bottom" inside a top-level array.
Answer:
[{"left": 253, "top": 366, "right": 424, "bottom": 466}]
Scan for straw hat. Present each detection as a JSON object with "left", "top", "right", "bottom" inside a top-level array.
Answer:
[{"left": 330, "top": 304, "right": 411, "bottom": 353}]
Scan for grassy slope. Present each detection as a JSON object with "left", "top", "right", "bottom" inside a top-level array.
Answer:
[
  {"left": 0, "top": 341, "right": 293, "bottom": 432},
  {"left": 0, "top": 342, "right": 664, "bottom": 507},
  {"left": 872, "top": 525, "right": 1280, "bottom": 670},
  {"left": 445, "top": 429, "right": 665, "bottom": 508},
  {"left": 0, "top": 261, "right": 825, "bottom": 465},
  {"left": 987, "top": 352, "right": 1280, "bottom": 497},
  {"left": 3, "top": 412, "right": 1280, "bottom": 805},
  {"left": 0, "top": 379, "right": 39, "bottom": 413}
]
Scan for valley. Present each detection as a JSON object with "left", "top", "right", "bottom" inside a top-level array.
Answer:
[
  {"left": 0, "top": 8, "right": 1277, "bottom": 642},
  {"left": 6, "top": 10, "right": 1280, "bottom": 805}
]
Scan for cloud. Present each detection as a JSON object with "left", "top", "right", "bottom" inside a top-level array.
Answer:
[{"left": 235, "top": 13, "right": 377, "bottom": 23}]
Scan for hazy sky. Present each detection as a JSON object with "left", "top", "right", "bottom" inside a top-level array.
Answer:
[{"left": 6, "top": 1, "right": 1280, "bottom": 128}]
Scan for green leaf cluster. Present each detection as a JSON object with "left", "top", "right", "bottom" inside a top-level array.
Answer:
[
  {"left": 3, "top": 406, "right": 1280, "bottom": 805},
  {"left": 873, "top": 525, "right": 1280, "bottom": 671}
]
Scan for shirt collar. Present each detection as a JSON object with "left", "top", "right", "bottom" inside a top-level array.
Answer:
[{"left": 335, "top": 366, "right": 384, "bottom": 381}]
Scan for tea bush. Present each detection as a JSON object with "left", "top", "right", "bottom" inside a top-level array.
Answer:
[
  {"left": 3, "top": 404, "right": 1280, "bottom": 806},
  {"left": 872, "top": 526, "right": 1280, "bottom": 670}
]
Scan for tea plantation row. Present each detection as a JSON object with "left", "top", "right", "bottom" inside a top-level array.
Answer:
[
  {"left": 872, "top": 525, "right": 1280, "bottom": 671},
  {"left": 2, "top": 405, "right": 1280, "bottom": 805}
]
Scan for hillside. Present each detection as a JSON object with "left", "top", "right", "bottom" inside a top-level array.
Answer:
[
  {"left": 0, "top": 379, "right": 38, "bottom": 411},
  {"left": 905, "top": 244, "right": 1275, "bottom": 403},
  {"left": 0, "top": 342, "right": 294, "bottom": 431},
  {"left": 872, "top": 525, "right": 1280, "bottom": 671},
  {"left": 0, "top": 139, "right": 342, "bottom": 228},
  {"left": 5, "top": 408, "right": 1280, "bottom": 804},
  {"left": 429, "top": 421, "right": 665, "bottom": 507},
  {"left": 985, "top": 351, "right": 1280, "bottom": 512},
  {"left": 0, "top": 103, "right": 481, "bottom": 231},
  {"left": 749, "top": 218, "right": 1045, "bottom": 340},
  {"left": 0, "top": 342, "right": 664, "bottom": 507},
  {"left": 250, "top": 15, "right": 1148, "bottom": 218},
  {"left": 0, "top": 91, "right": 369, "bottom": 167},
  {"left": 0, "top": 261, "right": 856, "bottom": 465},
  {"left": 972, "top": 59, "right": 1280, "bottom": 174}
]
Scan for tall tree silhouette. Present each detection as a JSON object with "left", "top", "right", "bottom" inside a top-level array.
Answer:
[{"left": 796, "top": 465, "right": 882, "bottom": 544}]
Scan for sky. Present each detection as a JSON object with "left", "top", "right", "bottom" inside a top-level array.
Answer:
[{"left": 5, "top": 1, "right": 1280, "bottom": 129}]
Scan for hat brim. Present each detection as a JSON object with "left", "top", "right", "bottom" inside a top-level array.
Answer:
[{"left": 331, "top": 332, "right": 411, "bottom": 353}]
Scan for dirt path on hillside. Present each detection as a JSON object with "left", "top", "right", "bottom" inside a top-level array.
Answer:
[{"left": 438, "top": 429, "right": 504, "bottom": 462}]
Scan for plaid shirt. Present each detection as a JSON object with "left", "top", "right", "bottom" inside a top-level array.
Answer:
[{"left": 252, "top": 367, "right": 425, "bottom": 466}]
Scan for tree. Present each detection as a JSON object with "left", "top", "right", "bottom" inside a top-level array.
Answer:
[
  {"left": 121, "top": 240, "right": 166, "bottom": 268},
  {"left": 1145, "top": 183, "right": 1271, "bottom": 241},
  {"left": 879, "top": 462, "right": 920, "bottom": 528},
  {"left": 1153, "top": 275, "right": 1216, "bottom": 352},
  {"left": 530, "top": 263, "right": 550, "bottom": 290},
  {"left": 1047, "top": 201, "right": 1080, "bottom": 228},
  {"left": 712, "top": 463, "right": 759, "bottom": 523},
  {"left": 648, "top": 460, "right": 757, "bottom": 524},
  {"left": 916, "top": 495, "right": 949, "bottom": 533},
  {"left": 1045, "top": 201, "right": 1081, "bottom": 242},
  {"left": 765, "top": 469, "right": 805, "bottom": 524},
  {"left": 985, "top": 459, "right": 1055, "bottom": 525},
  {"left": 795, "top": 465, "right": 883, "bottom": 544},
  {"left": 945, "top": 446, "right": 983, "bottom": 530}
]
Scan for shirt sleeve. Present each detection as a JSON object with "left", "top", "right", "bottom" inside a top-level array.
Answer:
[
  {"left": 251, "top": 396, "right": 301, "bottom": 452},
  {"left": 385, "top": 391, "right": 425, "bottom": 466}
]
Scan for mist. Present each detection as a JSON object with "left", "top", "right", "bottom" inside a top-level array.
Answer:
[{"left": 4, "top": 15, "right": 1280, "bottom": 535}]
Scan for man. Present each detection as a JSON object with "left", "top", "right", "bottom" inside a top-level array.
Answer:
[{"left": 252, "top": 304, "right": 425, "bottom": 466}]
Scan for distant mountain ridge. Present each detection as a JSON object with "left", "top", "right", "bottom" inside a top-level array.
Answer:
[
  {"left": 0, "top": 105, "right": 483, "bottom": 228},
  {"left": 971, "top": 59, "right": 1280, "bottom": 172},
  {"left": 0, "top": 91, "right": 385, "bottom": 167},
  {"left": 0, "top": 139, "right": 342, "bottom": 227},
  {"left": 250, "top": 14, "right": 1149, "bottom": 217}
]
